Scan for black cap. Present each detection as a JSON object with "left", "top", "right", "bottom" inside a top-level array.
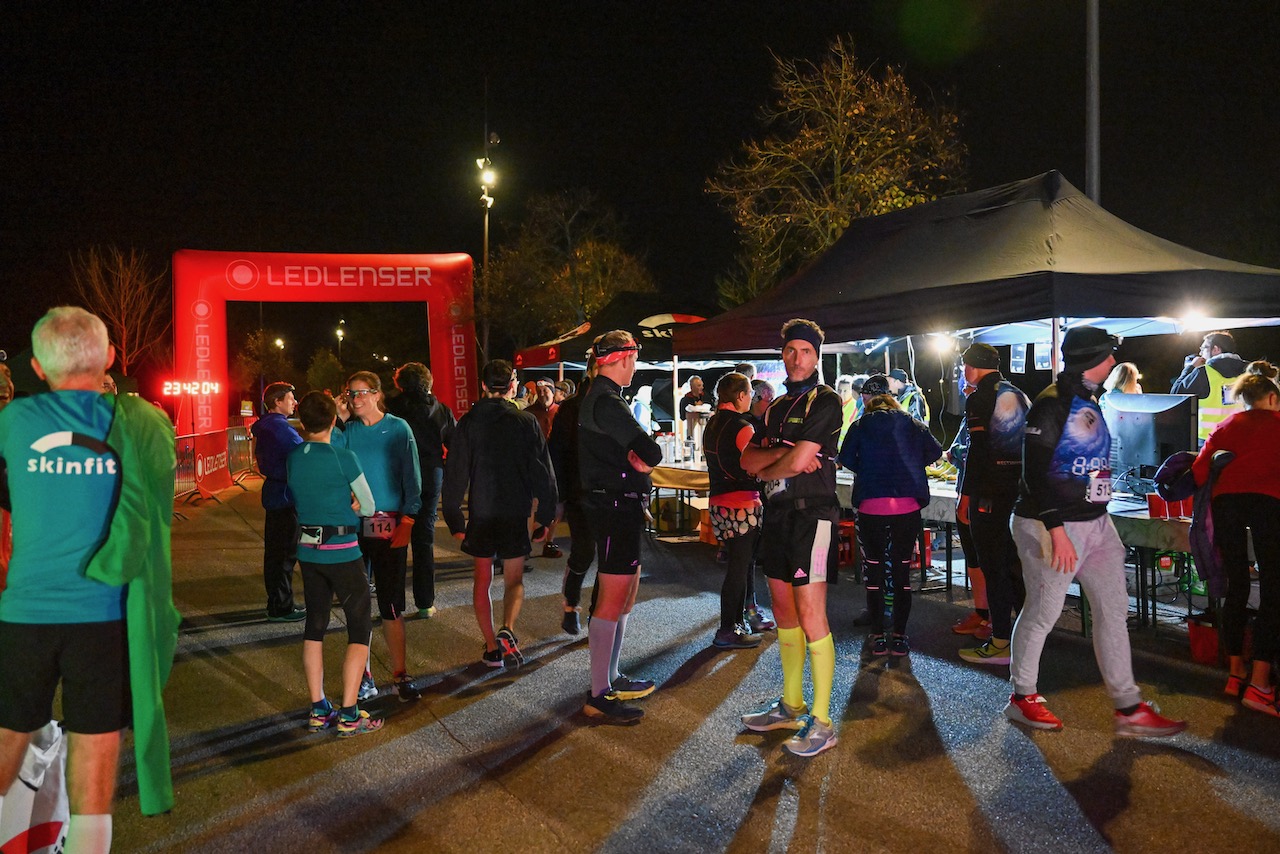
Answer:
[
  {"left": 861, "top": 374, "right": 891, "bottom": 396},
  {"left": 1061, "top": 326, "right": 1121, "bottom": 372},
  {"left": 961, "top": 343, "right": 1000, "bottom": 370},
  {"left": 888, "top": 368, "right": 909, "bottom": 383}
]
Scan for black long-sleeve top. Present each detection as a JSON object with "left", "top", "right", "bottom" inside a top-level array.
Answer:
[
  {"left": 1013, "top": 372, "right": 1112, "bottom": 530},
  {"left": 441, "top": 397, "right": 556, "bottom": 533},
  {"left": 959, "top": 371, "right": 1030, "bottom": 501},
  {"left": 578, "top": 375, "right": 663, "bottom": 495}
]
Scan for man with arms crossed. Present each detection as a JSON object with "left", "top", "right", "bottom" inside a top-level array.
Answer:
[
  {"left": 1, "top": 307, "right": 178, "bottom": 850},
  {"left": 740, "top": 319, "right": 842, "bottom": 757},
  {"left": 578, "top": 331, "right": 664, "bottom": 722}
]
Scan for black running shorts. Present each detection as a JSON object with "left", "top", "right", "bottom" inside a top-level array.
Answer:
[
  {"left": 585, "top": 494, "right": 644, "bottom": 575},
  {"left": 461, "top": 516, "right": 532, "bottom": 561},
  {"left": 0, "top": 620, "right": 130, "bottom": 734},
  {"left": 759, "top": 503, "right": 839, "bottom": 586}
]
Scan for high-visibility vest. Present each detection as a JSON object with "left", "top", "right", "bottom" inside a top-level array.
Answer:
[{"left": 1198, "top": 364, "right": 1243, "bottom": 442}]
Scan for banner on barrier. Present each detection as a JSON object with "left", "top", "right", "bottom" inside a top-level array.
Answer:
[{"left": 193, "top": 430, "right": 233, "bottom": 498}]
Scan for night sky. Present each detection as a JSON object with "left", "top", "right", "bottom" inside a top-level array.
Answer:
[{"left": 4, "top": 1, "right": 1278, "bottom": 372}]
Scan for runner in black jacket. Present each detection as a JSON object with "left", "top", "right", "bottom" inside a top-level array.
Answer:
[
  {"left": 442, "top": 360, "right": 556, "bottom": 668},
  {"left": 388, "top": 362, "right": 456, "bottom": 617},
  {"left": 578, "top": 331, "right": 663, "bottom": 723},
  {"left": 955, "top": 344, "right": 1029, "bottom": 666},
  {"left": 1004, "top": 327, "right": 1186, "bottom": 738},
  {"left": 548, "top": 367, "right": 597, "bottom": 634}
]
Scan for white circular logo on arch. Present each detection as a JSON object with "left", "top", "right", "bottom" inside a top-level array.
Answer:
[
  {"left": 191, "top": 299, "right": 213, "bottom": 320},
  {"left": 196, "top": 456, "right": 204, "bottom": 478},
  {"left": 226, "top": 260, "right": 259, "bottom": 291}
]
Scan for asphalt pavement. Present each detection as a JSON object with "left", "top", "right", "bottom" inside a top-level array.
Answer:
[{"left": 111, "top": 481, "right": 1280, "bottom": 853}]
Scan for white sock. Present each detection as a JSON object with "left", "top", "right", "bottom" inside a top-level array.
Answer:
[{"left": 66, "top": 813, "right": 113, "bottom": 854}]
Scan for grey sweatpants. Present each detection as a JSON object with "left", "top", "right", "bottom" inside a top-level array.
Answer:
[{"left": 1009, "top": 515, "right": 1142, "bottom": 710}]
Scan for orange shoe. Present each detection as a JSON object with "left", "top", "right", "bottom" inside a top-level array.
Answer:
[
  {"left": 1114, "top": 701, "right": 1188, "bottom": 737},
  {"left": 1242, "top": 685, "right": 1280, "bottom": 718},
  {"left": 1003, "top": 693, "right": 1063, "bottom": 731},
  {"left": 1225, "top": 673, "right": 1247, "bottom": 698},
  {"left": 952, "top": 612, "right": 987, "bottom": 635}
]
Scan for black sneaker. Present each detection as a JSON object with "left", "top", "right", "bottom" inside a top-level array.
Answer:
[
  {"left": 869, "top": 634, "right": 889, "bottom": 656},
  {"left": 889, "top": 634, "right": 910, "bottom": 656},
  {"left": 562, "top": 609, "right": 581, "bottom": 635},
  {"left": 392, "top": 671, "right": 421, "bottom": 702},
  {"left": 482, "top": 648, "right": 505, "bottom": 668},
  {"left": 610, "top": 674, "right": 655, "bottom": 700},
  {"left": 583, "top": 690, "right": 643, "bottom": 723},
  {"left": 712, "top": 625, "right": 763, "bottom": 649},
  {"left": 496, "top": 626, "right": 524, "bottom": 667}
]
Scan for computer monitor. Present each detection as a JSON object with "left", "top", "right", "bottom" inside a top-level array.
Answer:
[{"left": 1102, "top": 393, "right": 1198, "bottom": 494}]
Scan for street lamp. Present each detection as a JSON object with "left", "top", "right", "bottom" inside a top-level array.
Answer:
[
  {"left": 336, "top": 327, "right": 344, "bottom": 360},
  {"left": 478, "top": 155, "right": 496, "bottom": 326},
  {"left": 274, "top": 338, "right": 284, "bottom": 350}
]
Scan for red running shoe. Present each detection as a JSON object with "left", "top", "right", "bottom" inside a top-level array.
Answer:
[
  {"left": 1114, "top": 702, "right": 1188, "bottom": 737},
  {"left": 1242, "top": 685, "right": 1280, "bottom": 718},
  {"left": 952, "top": 612, "right": 987, "bottom": 635},
  {"left": 1003, "top": 693, "right": 1063, "bottom": 731}
]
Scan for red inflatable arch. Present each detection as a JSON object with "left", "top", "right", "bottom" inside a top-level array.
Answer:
[{"left": 172, "top": 249, "right": 477, "bottom": 433}]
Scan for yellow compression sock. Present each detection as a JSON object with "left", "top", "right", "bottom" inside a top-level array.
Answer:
[
  {"left": 808, "top": 633, "right": 836, "bottom": 725},
  {"left": 778, "top": 625, "right": 808, "bottom": 711}
]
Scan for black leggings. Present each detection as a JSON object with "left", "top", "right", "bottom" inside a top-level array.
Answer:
[
  {"left": 562, "top": 498, "right": 598, "bottom": 611},
  {"left": 721, "top": 527, "right": 762, "bottom": 632},
  {"left": 969, "top": 497, "right": 1024, "bottom": 639},
  {"left": 1213, "top": 493, "right": 1280, "bottom": 661},
  {"left": 301, "top": 557, "right": 374, "bottom": 644},
  {"left": 857, "top": 510, "right": 919, "bottom": 634}
]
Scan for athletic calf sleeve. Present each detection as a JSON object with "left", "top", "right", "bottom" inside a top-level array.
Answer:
[
  {"left": 589, "top": 616, "right": 618, "bottom": 696},
  {"left": 610, "top": 613, "right": 629, "bottom": 682},
  {"left": 808, "top": 633, "right": 836, "bottom": 725},
  {"left": 777, "top": 625, "right": 807, "bottom": 710}
]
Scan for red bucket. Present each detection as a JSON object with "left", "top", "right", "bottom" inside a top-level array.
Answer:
[{"left": 1187, "top": 616, "right": 1220, "bottom": 665}]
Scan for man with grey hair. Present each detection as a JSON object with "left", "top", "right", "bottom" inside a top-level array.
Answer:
[{"left": 0, "top": 307, "right": 179, "bottom": 847}]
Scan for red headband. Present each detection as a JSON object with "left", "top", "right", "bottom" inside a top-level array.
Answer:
[{"left": 596, "top": 344, "right": 640, "bottom": 365}]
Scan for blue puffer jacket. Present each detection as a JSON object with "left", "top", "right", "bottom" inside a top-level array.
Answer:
[{"left": 837, "top": 407, "right": 943, "bottom": 506}]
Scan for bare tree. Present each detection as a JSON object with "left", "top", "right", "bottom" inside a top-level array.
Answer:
[
  {"left": 69, "top": 245, "right": 171, "bottom": 375},
  {"left": 485, "top": 189, "right": 657, "bottom": 354},
  {"left": 708, "top": 36, "right": 967, "bottom": 306}
]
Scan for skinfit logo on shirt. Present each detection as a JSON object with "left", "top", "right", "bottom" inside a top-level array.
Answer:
[{"left": 26, "top": 431, "right": 117, "bottom": 476}]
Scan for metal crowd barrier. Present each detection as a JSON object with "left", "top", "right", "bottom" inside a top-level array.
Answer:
[{"left": 173, "top": 428, "right": 259, "bottom": 500}]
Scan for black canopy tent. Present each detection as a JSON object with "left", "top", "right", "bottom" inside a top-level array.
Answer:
[
  {"left": 513, "top": 291, "right": 721, "bottom": 370},
  {"left": 674, "top": 171, "right": 1280, "bottom": 356},
  {"left": 513, "top": 291, "right": 730, "bottom": 424}
]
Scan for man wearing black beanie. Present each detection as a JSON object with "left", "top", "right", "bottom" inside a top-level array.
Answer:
[{"left": 1004, "top": 327, "right": 1187, "bottom": 737}]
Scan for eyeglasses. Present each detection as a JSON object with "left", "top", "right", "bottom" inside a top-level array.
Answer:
[{"left": 347, "top": 388, "right": 376, "bottom": 398}]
